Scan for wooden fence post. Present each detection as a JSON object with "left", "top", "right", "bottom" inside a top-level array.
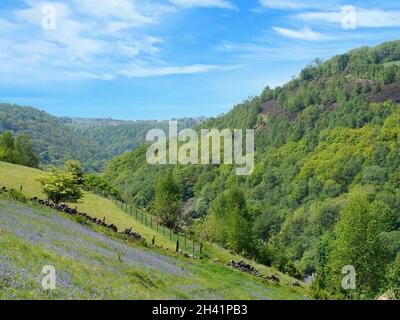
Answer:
[{"left": 176, "top": 239, "right": 179, "bottom": 253}]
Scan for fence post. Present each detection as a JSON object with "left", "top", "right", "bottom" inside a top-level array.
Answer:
[
  {"left": 152, "top": 236, "right": 155, "bottom": 246},
  {"left": 151, "top": 217, "right": 153, "bottom": 229},
  {"left": 169, "top": 228, "right": 172, "bottom": 240},
  {"left": 176, "top": 239, "right": 179, "bottom": 253},
  {"left": 200, "top": 242, "right": 203, "bottom": 254}
]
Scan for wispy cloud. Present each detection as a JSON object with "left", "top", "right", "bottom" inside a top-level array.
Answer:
[
  {"left": 119, "top": 64, "right": 220, "bottom": 78},
  {"left": 0, "top": 0, "right": 236, "bottom": 83},
  {"left": 170, "top": 0, "right": 238, "bottom": 10},
  {"left": 297, "top": 8, "right": 400, "bottom": 28},
  {"left": 72, "top": 0, "right": 156, "bottom": 26},
  {"left": 272, "top": 26, "right": 332, "bottom": 41},
  {"left": 259, "top": 0, "right": 338, "bottom": 10},
  {"left": 216, "top": 39, "right": 357, "bottom": 62}
]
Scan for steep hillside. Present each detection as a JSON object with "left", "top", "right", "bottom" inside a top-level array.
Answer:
[
  {"left": 104, "top": 41, "right": 400, "bottom": 299},
  {"left": 0, "top": 162, "right": 307, "bottom": 299}
]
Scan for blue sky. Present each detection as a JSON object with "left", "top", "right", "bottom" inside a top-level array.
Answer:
[{"left": 0, "top": 0, "right": 400, "bottom": 120}]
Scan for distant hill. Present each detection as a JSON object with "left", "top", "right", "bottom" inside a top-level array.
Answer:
[
  {"left": 64, "top": 116, "right": 203, "bottom": 158},
  {"left": 0, "top": 104, "right": 202, "bottom": 171},
  {"left": 0, "top": 104, "right": 109, "bottom": 171}
]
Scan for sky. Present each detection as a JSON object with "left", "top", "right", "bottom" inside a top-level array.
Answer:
[{"left": 0, "top": 0, "right": 400, "bottom": 120}]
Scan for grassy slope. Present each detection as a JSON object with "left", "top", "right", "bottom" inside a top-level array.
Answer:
[
  {"left": 0, "top": 161, "right": 176, "bottom": 250},
  {"left": 0, "top": 161, "right": 309, "bottom": 299},
  {"left": 1, "top": 198, "right": 309, "bottom": 299}
]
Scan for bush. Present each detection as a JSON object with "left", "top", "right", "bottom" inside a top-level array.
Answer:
[{"left": 36, "top": 169, "right": 83, "bottom": 204}]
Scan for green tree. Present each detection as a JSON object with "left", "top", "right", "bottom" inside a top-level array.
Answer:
[
  {"left": 64, "top": 160, "right": 84, "bottom": 184},
  {"left": 0, "top": 131, "right": 39, "bottom": 168},
  {"left": 328, "top": 193, "right": 391, "bottom": 298},
  {"left": 13, "top": 134, "right": 39, "bottom": 168},
  {"left": 387, "top": 254, "right": 400, "bottom": 299},
  {"left": 206, "top": 187, "right": 254, "bottom": 255},
  {"left": 83, "top": 173, "right": 120, "bottom": 198},
  {"left": 152, "top": 172, "right": 183, "bottom": 231},
  {"left": 37, "top": 169, "right": 83, "bottom": 204},
  {"left": 0, "top": 131, "right": 15, "bottom": 163}
]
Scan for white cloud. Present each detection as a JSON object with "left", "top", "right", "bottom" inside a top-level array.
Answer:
[
  {"left": 260, "top": 0, "right": 309, "bottom": 9},
  {"left": 119, "top": 63, "right": 243, "bottom": 78},
  {"left": 170, "top": 0, "right": 237, "bottom": 10},
  {"left": 273, "top": 26, "right": 332, "bottom": 41},
  {"left": 0, "top": 0, "right": 232, "bottom": 83},
  {"left": 259, "top": 0, "right": 336, "bottom": 10},
  {"left": 73, "top": 0, "right": 155, "bottom": 27},
  {"left": 120, "top": 64, "right": 218, "bottom": 77},
  {"left": 297, "top": 8, "right": 400, "bottom": 28}
]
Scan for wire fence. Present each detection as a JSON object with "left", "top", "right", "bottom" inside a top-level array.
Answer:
[
  {"left": 119, "top": 198, "right": 203, "bottom": 255},
  {"left": 91, "top": 190, "right": 204, "bottom": 255}
]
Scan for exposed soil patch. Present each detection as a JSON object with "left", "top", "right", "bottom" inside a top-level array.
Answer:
[
  {"left": 260, "top": 100, "right": 297, "bottom": 121},
  {"left": 367, "top": 83, "right": 400, "bottom": 103}
]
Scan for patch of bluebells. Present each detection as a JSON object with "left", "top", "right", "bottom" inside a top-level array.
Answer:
[
  {"left": 0, "top": 262, "right": 21, "bottom": 290},
  {"left": 0, "top": 199, "right": 195, "bottom": 298},
  {"left": 0, "top": 200, "right": 186, "bottom": 274}
]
